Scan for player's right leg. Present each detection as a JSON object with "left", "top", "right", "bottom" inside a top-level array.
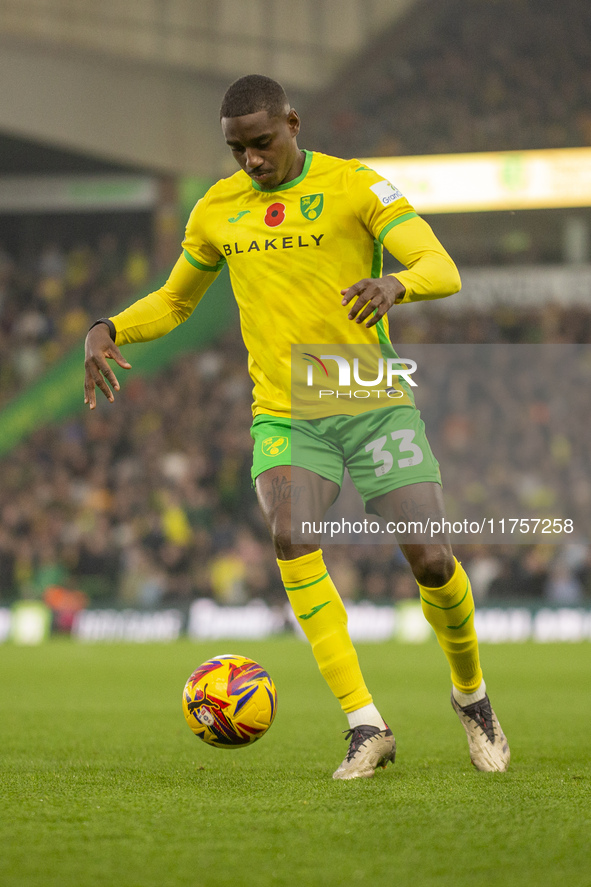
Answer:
[{"left": 250, "top": 423, "right": 395, "bottom": 779}]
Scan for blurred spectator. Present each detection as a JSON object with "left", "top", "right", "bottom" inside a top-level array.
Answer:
[
  {"left": 43, "top": 584, "right": 89, "bottom": 633},
  {"left": 463, "top": 548, "right": 502, "bottom": 602},
  {"left": 545, "top": 563, "right": 584, "bottom": 605},
  {"left": 124, "top": 237, "right": 151, "bottom": 289},
  {"left": 392, "top": 573, "right": 418, "bottom": 602},
  {"left": 118, "top": 545, "right": 167, "bottom": 608},
  {"left": 516, "top": 547, "right": 553, "bottom": 599},
  {"left": 38, "top": 242, "right": 65, "bottom": 279},
  {"left": 210, "top": 550, "right": 248, "bottom": 605}
]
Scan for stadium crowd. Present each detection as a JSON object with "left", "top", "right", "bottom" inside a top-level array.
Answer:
[
  {"left": 0, "top": 235, "right": 152, "bottom": 408},
  {"left": 0, "top": 308, "right": 590, "bottom": 611},
  {"left": 3, "top": 0, "right": 591, "bottom": 612},
  {"left": 309, "top": 0, "right": 591, "bottom": 159}
]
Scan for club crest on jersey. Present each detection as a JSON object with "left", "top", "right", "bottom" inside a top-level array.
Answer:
[{"left": 300, "top": 194, "right": 324, "bottom": 220}]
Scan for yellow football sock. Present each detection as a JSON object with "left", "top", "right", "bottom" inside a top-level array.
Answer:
[
  {"left": 278, "top": 549, "right": 372, "bottom": 713},
  {"left": 418, "top": 558, "right": 483, "bottom": 694}
]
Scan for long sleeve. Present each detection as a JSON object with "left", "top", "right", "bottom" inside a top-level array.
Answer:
[
  {"left": 382, "top": 215, "right": 461, "bottom": 303},
  {"left": 110, "top": 253, "right": 220, "bottom": 345}
]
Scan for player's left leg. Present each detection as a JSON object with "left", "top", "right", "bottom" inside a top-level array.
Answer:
[{"left": 369, "top": 481, "right": 510, "bottom": 772}]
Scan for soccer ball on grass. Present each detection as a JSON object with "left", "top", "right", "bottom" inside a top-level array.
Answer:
[{"left": 182, "top": 653, "right": 277, "bottom": 748}]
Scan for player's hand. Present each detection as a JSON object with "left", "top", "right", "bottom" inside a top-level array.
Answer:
[
  {"left": 84, "top": 324, "right": 131, "bottom": 410},
  {"left": 341, "top": 275, "right": 406, "bottom": 328}
]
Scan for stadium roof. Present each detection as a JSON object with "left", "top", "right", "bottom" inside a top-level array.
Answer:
[
  {"left": 0, "top": 0, "right": 419, "bottom": 175},
  {"left": 0, "top": 0, "right": 417, "bottom": 90}
]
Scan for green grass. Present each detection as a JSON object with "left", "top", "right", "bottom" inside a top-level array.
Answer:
[{"left": 1, "top": 639, "right": 590, "bottom": 887}]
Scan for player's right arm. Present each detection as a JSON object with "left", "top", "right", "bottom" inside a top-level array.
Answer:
[
  {"left": 85, "top": 189, "right": 226, "bottom": 409},
  {"left": 84, "top": 251, "right": 222, "bottom": 409}
]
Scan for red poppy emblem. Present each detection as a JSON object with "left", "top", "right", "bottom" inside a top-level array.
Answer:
[{"left": 264, "top": 203, "right": 286, "bottom": 227}]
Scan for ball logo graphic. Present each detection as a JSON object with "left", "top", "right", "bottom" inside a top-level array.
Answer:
[
  {"left": 262, "top": 436, "right": 288, "bottom": 457},
  {"left": 264, "top": 203, "right": 286, "bottom": 227},
  {"left": 182, "top": 654, "right": 278, "bottom": 749}
]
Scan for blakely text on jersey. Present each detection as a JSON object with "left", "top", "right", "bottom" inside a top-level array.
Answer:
[{"left": 222, "top": 234, "right": 324, "bottom": 255}]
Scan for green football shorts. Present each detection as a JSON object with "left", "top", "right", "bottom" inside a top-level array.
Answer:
[{"left": 250, "top": 406, "right": 441, "bottom": 506}]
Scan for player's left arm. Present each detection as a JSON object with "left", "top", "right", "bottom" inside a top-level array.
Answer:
[
  {"left": 384, "top": 214, "right": 461, "bottom": 304},
  {"left": 342, "top": 168, "right": 461, "bottom": 327}
]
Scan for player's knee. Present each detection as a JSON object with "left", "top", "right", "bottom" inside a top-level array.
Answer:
[
  {"left": 271, "top": 527, "right": 316, "bottom": 561},
  {"left": 272, "top": 527, "right": 302, "bottom": 561},
  {"left": 272, "top": 527, "right": 295, "bottom": 559},
  {"left": 409, "top": 545, "right": 455, "bottom": 588}
]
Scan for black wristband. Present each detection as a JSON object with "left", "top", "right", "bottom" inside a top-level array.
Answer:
[{"left": 88, "top": 317, "right": 116, "bottom": 342}]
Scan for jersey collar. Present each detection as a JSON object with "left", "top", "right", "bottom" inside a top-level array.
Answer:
[{"left": 250, "top": 149, "right": 313, "bottom": 193}]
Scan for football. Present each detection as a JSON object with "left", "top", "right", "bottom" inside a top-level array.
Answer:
[{"left": 182, "top": 653, "right": 277, "bottom": 748}]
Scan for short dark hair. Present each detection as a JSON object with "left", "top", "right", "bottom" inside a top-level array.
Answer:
[{"left": 220, "top": 74, "right": 290, "bottom": 120}]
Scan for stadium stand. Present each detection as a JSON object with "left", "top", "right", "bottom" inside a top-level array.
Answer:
[
  {"left": 0, "top": 236, "right": 151, "bottom": 408},
  {"left": 0, "top": 306, "right": 589, "bottom": 608},
  {"left": 307, "top": 0, "right": 591, "bottom": 158},
  {"left": 1, "top": 0, "right": 591, "bottom": 612}
]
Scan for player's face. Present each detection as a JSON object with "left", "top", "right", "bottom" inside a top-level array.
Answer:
[{"left": 222, "top": 109, "right": 302, "bottom": 190}]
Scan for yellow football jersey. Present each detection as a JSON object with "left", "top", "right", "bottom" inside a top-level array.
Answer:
[{"left": 111, "top": 150, "right": 460, "bottom": 418}]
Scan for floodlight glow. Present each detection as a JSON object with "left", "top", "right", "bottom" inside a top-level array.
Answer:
[{"left": 362, "top": 147, "right": 591, "bottom": 213}]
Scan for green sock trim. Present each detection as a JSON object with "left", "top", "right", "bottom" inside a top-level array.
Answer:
[
  {"left": 284, "top": 571, "right": 329, "bottom": 591},
  {"left": 447, "top": 607, "right": 474, "bottom": 630},
  {"left": 419, "top": 579, "right": 469, "bottom": 611}
]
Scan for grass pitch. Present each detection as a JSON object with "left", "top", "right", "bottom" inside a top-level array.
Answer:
[{"left": 1, "top": 638, "right": 589, "bottom": 887}]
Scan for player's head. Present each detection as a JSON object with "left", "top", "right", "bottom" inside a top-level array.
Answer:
[
  {"left": 220, "top": 74, "right": 290, "bottom": 120},
  {"left": 221, "top": 74, "right": 301, "bottom": 190}
]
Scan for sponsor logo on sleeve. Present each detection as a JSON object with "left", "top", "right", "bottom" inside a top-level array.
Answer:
[{"left": 370, "top": 180, "right": 404, "bottom": 206}]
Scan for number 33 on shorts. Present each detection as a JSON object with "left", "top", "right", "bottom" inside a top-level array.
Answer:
[{"left": 365, "top": 430, "right": 424, "bottom": 476}]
